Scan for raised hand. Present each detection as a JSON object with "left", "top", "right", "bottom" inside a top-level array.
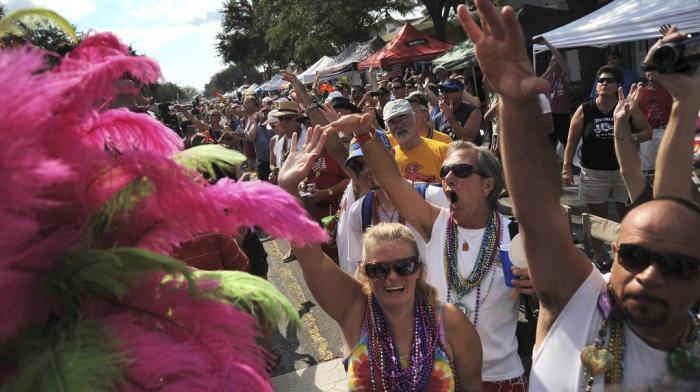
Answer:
[
  {"left": 659, "top": 24, "right": 672, "bottom": 36},
  {"left": 457, "top": 0, "right": 549, "bottom": 101},
  {"left": 321, "top": 102, "right": 341, "bottom": 123},
  {"left": 278, "top": 125, "right": 327, "bottom": 193},
  {"left": 326, "top": 113, "right": 374, "bottom": 135},
  {"left": 643, "top": 26, "right": 700, "bottom": 102},
  {"left": 613, "top": 84, "right": 638, "bottom": 122}
]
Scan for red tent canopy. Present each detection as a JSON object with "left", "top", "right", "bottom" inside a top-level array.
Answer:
[{"left": 357, "top": 23, "right": 454, "bottom": 70}]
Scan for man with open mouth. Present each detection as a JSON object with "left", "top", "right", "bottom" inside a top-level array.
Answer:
[{"left": 325, "top": 107, "right": 536, "bottom": 390}]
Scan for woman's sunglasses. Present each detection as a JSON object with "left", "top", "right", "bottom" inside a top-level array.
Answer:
[
  {"left": 617, "top": 243, "right": 700, "bottom": 281},
  {"left": 440, "top": 163, "right": 480, "bottom": 179},
  {"left": 364, "top": 257, "right": 419, "bottom": 280}
]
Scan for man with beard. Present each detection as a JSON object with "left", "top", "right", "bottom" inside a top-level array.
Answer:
[
  {"left": 383, "top": 99, "right": 448, "bottom": 183},
  {"left": 456, "top": 1, "right": 700, "bottom": 390},
  {"left": 326, "top": 111, "right": 535, "bottom": 390}
]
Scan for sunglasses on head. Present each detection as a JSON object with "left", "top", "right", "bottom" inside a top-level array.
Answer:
[
  {"left": 597, "top": 77, "right": 617, "bottom": 84},
  {"left": 347, "top": 159, "right": 365, "bottom": 173},
  {"left": 617, "top": 243, "right": 700, "bottom": 281},
  {"left": 364, "top": 256, "right": 419, "bottom": 280},
  {"left": 440, "top": 163, "right": 480, "bottom": 179}
]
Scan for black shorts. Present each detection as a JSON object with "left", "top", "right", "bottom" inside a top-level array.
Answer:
[{"left": 552, "top": 113, "right": 571, "bottom": 145}]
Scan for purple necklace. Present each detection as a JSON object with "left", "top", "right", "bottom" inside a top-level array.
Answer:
[{"left": 366, "top": 293, "right": 438, "bottom": 392}]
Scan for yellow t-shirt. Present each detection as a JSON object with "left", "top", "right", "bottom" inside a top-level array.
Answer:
[
  {"left": 393, "top": 137, "right": 449, "bottom": 183},
  {"left": 388, "top": 129, "right": 453, "bottom": 147}
]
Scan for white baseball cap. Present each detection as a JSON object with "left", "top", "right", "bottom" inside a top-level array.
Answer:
[{"left": 383, "top": 99, "right": 413, "bottom": 122}]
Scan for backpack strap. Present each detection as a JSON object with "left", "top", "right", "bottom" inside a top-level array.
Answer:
[{"left": 361, "top": 191, "right": 374, "bottom": 232}]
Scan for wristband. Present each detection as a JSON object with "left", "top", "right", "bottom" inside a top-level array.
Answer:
[
  {"left": 306, "top": 101, "right": 323, "bottom": 110},
  {"left": 354, "top": 129, "right": 374, "bottom": 144}
]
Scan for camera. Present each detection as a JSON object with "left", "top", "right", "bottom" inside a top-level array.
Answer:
[{"left": 647, "top": 34, "right": 700, "bottom": 73}]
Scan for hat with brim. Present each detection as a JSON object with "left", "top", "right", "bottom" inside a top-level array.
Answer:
[
  {"left": 269, "top": 101, "right": 300, "bottom": 118},
  {"left": 405, "top": 91, "right": 428, "bottom": 107},
  {"left": 437, "top": 80, "right": 464, "bottom": 93},
  {"left": 345, "top": 130, "right": 392, "bottom": 165},
  {"left": 383, "top": 99, "right": 413, "bottom": 122},
  {"left": 331, "top": 97, "right": 360, "bottom": 114}
]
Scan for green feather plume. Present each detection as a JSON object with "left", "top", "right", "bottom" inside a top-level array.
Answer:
[
  {"left": 196, "top": 270, "right": 301, "bottom": 329},
  {"left": 0, "top": 8, "right": 78, "bottom": 43},
  {"left": 172, "top": 144, "right": 245, "bottom": 179},
  {"left": 55, "top": 247, "right": 195, "bottom": 305},
  {"left": 82, "top": 177, "right": 153, "bottom": 248},
  {"left": 2, "top": 320, "right": 127, "bottom": 392}
]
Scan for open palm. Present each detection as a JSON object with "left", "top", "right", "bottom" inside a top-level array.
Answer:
[
  {"left": 457, "top": 1, "right": 549, "bottom": 101},
  {"left": 278, "top": 125, "right": 327, "bottom": 191}
]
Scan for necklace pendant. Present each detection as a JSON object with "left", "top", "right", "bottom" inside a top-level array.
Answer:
[
  {"left": 580, "top": 345, "right": 613, "bottom": 377},
  {"left": 668, "top": 346, "right": 700, "bottom": 380},
  {"left": 462, "top": 242, "right": 469, "bottom": 252}
]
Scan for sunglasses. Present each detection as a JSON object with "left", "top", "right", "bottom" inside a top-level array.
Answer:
[
  {"left": 617, "top": 243, "right": 700, "bottom": 281},
  {"left": 364, "top": 257, "right": 419, "bottom": 280},
  {"left": 347, "top": 159, "right": 365, "bottom": 173},
  {"left": 440, "top": 163, "right": 481, "bottom": 179},
  {"left": 597, "top": 77, "right": 618, "bottom": 84}
]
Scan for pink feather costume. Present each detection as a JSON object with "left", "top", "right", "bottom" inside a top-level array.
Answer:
[{"left": 0, "top": 32, "right": 326, "bottom": 390}]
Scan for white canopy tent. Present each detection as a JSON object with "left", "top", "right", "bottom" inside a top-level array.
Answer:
[
  {"left": 297, "top": 56, "right": 334, "bottom": 84},
  {"left": 533, "top": 0, "right": 700, "bottom": 53}
]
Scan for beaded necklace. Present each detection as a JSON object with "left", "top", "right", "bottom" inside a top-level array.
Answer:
[
  {"left": 443, "top": 209, "right": 501, "bottom": 325},
  {"left": 369, "top": 190, "right": 404, "bottom": 226},
  {"left": 366, "top": 294, "right": 438, "bottom": 392},
  {"left": 581, "top": 291, "right": 700, "bottom": 391}
]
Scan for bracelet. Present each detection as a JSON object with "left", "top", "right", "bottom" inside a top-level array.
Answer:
[
  {"left": 354, "top": 129, "right": 375, "bottom": 144},
  {"left": 562, "top": 163, "right": 572, "bottom": 168},
  {"left": 306, "top": 101, "right": 323, "bottom": 110}
]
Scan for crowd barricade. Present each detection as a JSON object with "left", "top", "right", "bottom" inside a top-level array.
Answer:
[{"left": 581, "top": 212, "right": 620, "bottom": 255}]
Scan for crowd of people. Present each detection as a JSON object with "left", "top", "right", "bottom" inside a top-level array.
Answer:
[{"left": 104, "top": 0, "right": 700, "bottom": 390}]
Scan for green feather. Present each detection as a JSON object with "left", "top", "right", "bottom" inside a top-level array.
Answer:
[
  {"left": 55, "top": 247, "right": 196, "bottom": 306},
  {"left": 0, "top": 8, "right": 78, "bottom": 43},
  {"left": 196, "top": 270, "right": 301, "bottom": 329},
  {"left": 82, "top": 177, "right": 153, "bottom": 248},
  {"left": 2, "top": 320, "right": 127, "bottom": 392},
  {"left": 172, "top": 144, "right": 245, "bottom": 179}
]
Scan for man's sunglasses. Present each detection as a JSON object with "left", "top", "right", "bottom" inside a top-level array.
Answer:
[
  {"left": 364, "top": 257, "right": 419, "bottom": 280},
  {"left": 617, "top": 243, "right": 700, "bottom": 280},
  {"left": 440, "top": 163, "right": 480, "bottom": 179},
  {"left": 347, "top": 159, "right": 365, "bottom": 173},
  {"left": 597, "top": 77, "right": 618, "bottom": 84}
]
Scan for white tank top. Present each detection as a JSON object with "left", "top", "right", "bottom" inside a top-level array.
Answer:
[
  {"left": 425, "top": 208, "right": 523, "bottom": 382},
  {"left": 530, "top": 269, "right": 670, "bottom": 391}
]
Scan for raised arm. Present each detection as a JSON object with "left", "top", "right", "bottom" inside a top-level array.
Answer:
[
  {"left": 277, "top": 126, "right": 366, "bottom": 332},
  {"left": 535, "top": 36, "right": 570, "bottom": 82},
  {"left": 326, "top": 114, "right": 441, "bottom": 241},
  {"left": 613, "top": 85, "right": 647, "bottom": 201},
  {"left": 281, "top": 71, "right": 349, "bottom": 168},
  {"left": 175, "top": 104, "right": 208, "bottom": 132},
  {"left": 643, "top": 27, "right": 700, "bottom": 201},
  {"left": 458, "top": 0, "right": 592, "bottom": 323}
]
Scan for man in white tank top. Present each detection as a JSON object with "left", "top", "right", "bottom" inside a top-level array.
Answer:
[{"left": 457, "top": 2, "right": 700, "bottom": 390}]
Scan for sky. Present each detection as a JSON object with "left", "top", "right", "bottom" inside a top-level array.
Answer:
[{"left": 5, "top": 0, "right": 227, "bottom": 91}]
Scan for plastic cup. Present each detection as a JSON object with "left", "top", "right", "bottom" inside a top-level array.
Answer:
[{"left": 500, "top": 247, "right": 519, "bottom": 288}]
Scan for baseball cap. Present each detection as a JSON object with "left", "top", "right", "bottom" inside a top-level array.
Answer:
[
  {"left": 437, "top": 79, "right": 464, "bottom": 93},
  {"left": 405, "top": 91, "right": 428, "bottom": 107},
  {"left": 433, "top": 65, "right": 447, "bottom": 73},
  {"left": 382, "top": 99, "right": 413, "bottom": 122},
  {"left": 345, "top": 130, "right": 392, "bottom": 165},
  {"left": 262, "top": 112, "right": 280, "bottom": 129},
  {"left": 325, "top": 91, "right": 344, "bottom": 103},
  {"left": 331, "top": 97, "right": 360, "bottom": 113}
]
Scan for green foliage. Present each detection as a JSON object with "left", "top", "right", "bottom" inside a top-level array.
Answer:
[
  {"left": 204, "top": 63, "right": 261, "bottom": 96},
  {"left": 197, "top": 270, "right": 301, "bottom": 328},
  {"left": 216, "top": 0, "right": 416, "bottom": 71},
  {"left": 55, "top": 247, "right": 195, "bottom": 303},
  {"left": 172, "top": 144, "right": 246, "bottom": 179},
  {"left": 145, "top": 82, "right": 194, "bottom": 103},
  {"left": 2, "top": 321, "right": 127, "bottom": 392}
]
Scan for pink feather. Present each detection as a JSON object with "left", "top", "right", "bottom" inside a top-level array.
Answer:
[
  {"left": 78, "top": 108, "right": 183, "bottom": 154},
  {"left": 82, "top": 274, "right": 273, "bottom": 391}
]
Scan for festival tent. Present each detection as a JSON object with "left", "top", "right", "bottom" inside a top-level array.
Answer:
[
  {"left": 318, "top": 37, "right": 386, "bottom": 78},
  {"left": 357, "top": 23, "right": 453, "bottom": 70},
  {"left": 244, "top": 83, "right": 258, "bottom": 94},
  {"left": 533, "top": 0, "right": 700, "bottom": 53},
  {"left": 257, "top": 74, "right": 289, "bottom": 92},
  {"left": 297, "top": 56, "right": 334, "bottom": 84},
  {"left": 432, "top": 40, "right": 476, "bottom": 71}
]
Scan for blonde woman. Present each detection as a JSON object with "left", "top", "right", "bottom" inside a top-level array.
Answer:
[{"left": 278, "top": 126, "right": 482, "bottom": 391}]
